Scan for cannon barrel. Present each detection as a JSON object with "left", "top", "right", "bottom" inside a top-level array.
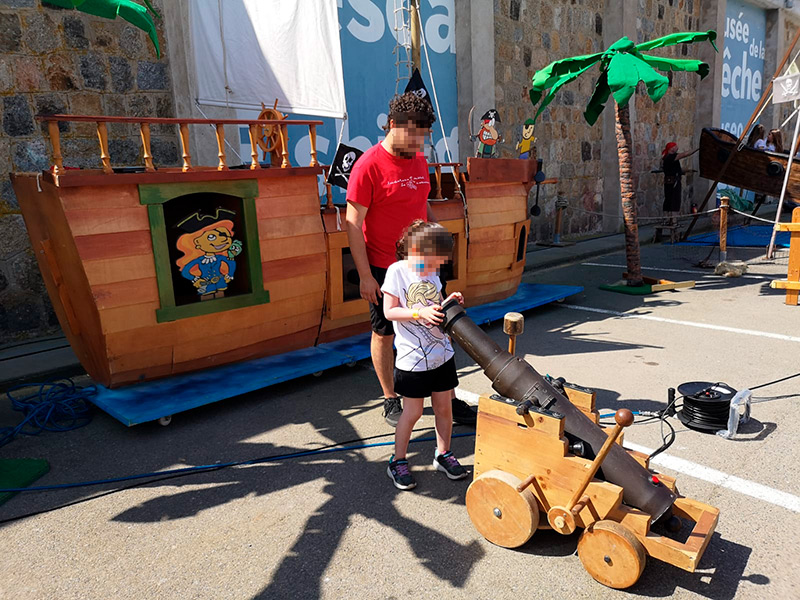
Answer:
[{"left": 440, "top": 300, "right": 676, "bottom": 522}]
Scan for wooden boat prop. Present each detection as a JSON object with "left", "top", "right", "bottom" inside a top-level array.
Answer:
[
  {"left": 11, "top": 113, "right": 536, "bottom": 388},
  {"left": 699, "top": 127, "right": 800, "bottom": 198}
]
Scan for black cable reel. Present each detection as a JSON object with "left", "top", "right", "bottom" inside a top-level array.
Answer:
[{"left": 676, "top": 381, "right": 737, "bottom": 433}]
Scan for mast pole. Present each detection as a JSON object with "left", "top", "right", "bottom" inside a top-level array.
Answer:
[{"left": 410, "top": 0, "right": 421, "bottom": 72}]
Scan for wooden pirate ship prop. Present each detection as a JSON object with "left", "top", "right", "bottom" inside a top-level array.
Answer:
[
  {"left": 439, "top": 303, "right": 719, "bottom": 589},
  {"left": 699, "top": 127, "right": 800, "bottom": 197},
  {"left": 11, "top": 115, "right": 536, "bottom": 388}
]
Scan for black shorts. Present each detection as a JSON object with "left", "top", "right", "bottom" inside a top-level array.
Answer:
[
  {"left": 394, "top": 357, "right": 458, "bottom": 399},
  {"left": 368, "top": 264, "right": 449, "bottom": 337}
]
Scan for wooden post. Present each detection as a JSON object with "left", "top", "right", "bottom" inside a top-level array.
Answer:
[
  {"left": 503, "top": 312, "right": 523, "bottom": 355},
  {"left": 248, "top": 124, "right": 261, "bottom": 170},
  {"left": 719, "top": 196, "right": 729, "bottom": 263},
  {"left": 215, "top": 123, "right": 228, "bottom": 170},
  {"left": 279, "top": 124, "right": 290, "bottom": 168},
  {"left": 770, "top": 207, "right": 800, "bottom": 305},
  {"left": 139, "top": 123, "right": 155, "bottom": 172},
  {"left": 322, "top": 166, "right": 334, "bottom": 210},
  {"left": 48, "top": 121, "right": 64, "bottom": 175},
  {"left": 308, "top": 124, "right": 318, "bottom": 167},
  {"left": 433, "top": 165, "right": 443, "bottom": 199},
  {"left": 179, "top": 123, "right": 193, "bottom": 171},
  {"left": 553, "top": 204, "right": 564, "bottom": 245},
  {"left": 96, "top": 121, "right": 112, "bottom": 174}
]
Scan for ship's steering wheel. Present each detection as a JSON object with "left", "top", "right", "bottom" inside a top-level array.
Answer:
[{"left": 256, "top": 106, "right": 284, "bottom": 156}]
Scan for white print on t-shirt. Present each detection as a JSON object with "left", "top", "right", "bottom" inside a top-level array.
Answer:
[
  {"left": 381, "top": 261, "right": 455, "bottom": 372},
  {"left": 386, "top": 175, "right": 429, "bottom": 191}
]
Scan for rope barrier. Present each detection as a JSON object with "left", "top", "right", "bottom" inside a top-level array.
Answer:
[
  {"left": 566, "top": 206, "right": 719, "bottom": 222},
  {"left": 728, "top": 207, "right": 785, "bottom": 225}
]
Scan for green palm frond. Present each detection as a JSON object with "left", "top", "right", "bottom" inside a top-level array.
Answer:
[
  {"left": 529, "top": 30, "right": 717, "bottom": 124},
  {"left": 45, "top": 0, "right": 161, "bottom": 58}
]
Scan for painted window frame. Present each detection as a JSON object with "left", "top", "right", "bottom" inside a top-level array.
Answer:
[{"left": 139, "top": 179, "right": 269, "bottom": 323}]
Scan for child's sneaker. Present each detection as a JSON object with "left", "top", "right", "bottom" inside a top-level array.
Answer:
[
  {"left": 433, "top": 451, "right": 469, "bottom": 480},
  {"left": 387, "top": 456, "right": 416, "bottom": 490}
]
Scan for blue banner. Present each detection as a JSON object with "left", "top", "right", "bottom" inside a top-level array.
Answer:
[
  {"left": 236, "top": 0, "right": 458, "bottom": 204},
  {"left": 720, "top": 0, "right": 766, "bottom": 138}
]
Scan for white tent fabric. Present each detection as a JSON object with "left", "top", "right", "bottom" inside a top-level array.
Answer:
[{"left": 190, "top": 0, "right": 346, "bottom": 119}]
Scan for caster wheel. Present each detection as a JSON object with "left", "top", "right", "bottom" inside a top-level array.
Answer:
[
  {"left": 346, "top": 361, "right": 357, "bottom": 368},
  {"left": 158, "top": 415, "right": 172, "bottom": 427},
  {"left": 556, "top": 297, "right": 566, "bottom": 303},
  {"left": 312, "top": 371, "right": 324, "bottom": 377}
]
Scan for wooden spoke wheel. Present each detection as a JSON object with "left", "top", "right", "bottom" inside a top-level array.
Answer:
[
  {"left": 256, "top": 107, "right": 284, "bottom": 155},
  {"left": 577, "top": 520, "right": 646, "bottom": 589},
  {"left": 466, "top": 470, "right": 540, "bottom": 548}
]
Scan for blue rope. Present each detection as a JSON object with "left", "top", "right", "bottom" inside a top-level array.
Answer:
[
  {"left": 0, "top": 431, "right": 477, "bottom": 493},
  {"left": 0, "top": 379, "right": 96, "bottom": 448}
]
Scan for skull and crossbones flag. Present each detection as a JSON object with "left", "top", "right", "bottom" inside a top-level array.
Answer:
[
  {"left": 327, "top": 143, "right": 364, "bottom": 190},
  {"left": 404, "top": 68, "right": 433, "bottom": 108}
]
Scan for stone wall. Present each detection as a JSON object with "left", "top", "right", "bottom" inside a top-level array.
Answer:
[
  {"left": 633, "top": 0, "right": 702, "bottom": 220},
  {"left": 0, "top": 0, "right": 178, "bottom": 342},
  {"left": 493, "top": 0, "right": 606, "bottom": 243}
]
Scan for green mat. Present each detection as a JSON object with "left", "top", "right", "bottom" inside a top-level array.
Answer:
[
  {"left": 0, "top": 458, "right": 50, "bottom": 505},
  {"left": 599, "top": 283, "right": 656, "bottom": 295}
]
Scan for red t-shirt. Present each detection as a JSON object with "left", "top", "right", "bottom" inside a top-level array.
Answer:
[{"left": 347, "top": 143, "right": 430, "bottom": 268}]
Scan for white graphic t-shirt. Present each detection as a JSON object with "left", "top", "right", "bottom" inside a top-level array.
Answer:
[{"left": 381, "top": 260, "right": 455, "bottom": 372}]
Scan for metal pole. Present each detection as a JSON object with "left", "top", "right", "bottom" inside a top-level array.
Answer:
[{"left": 768, "top": 106, "right": 800, "bottom": 258}]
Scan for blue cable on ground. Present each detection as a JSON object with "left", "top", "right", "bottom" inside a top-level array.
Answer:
[
  {"left": 0, "top": 379, "right": 96, "bottom": 448},
  {"left": 0, "top": 431, "right": 477, "bottom": 493}
]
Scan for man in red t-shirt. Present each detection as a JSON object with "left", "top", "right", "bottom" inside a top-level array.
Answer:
[{"left": 346, "top": 93, "right": 476, "bottom": 428}]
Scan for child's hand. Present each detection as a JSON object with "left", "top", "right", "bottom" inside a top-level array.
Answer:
[
  {"left": 444, "top": 291, "right": 464, "bottom": 305},
  {"left": 419, "top": 304, "right": 444, "bottom": 324}
]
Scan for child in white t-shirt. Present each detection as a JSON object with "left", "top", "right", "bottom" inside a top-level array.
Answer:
[{"left": 381, "top": 220, "right": 468, "bottom": 490}]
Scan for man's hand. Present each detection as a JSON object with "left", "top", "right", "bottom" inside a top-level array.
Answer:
[{"left": 360, "top": 275, "right": 382, "bottom": 305}]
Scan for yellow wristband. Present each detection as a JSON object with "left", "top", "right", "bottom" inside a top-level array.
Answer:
[{"left": 412, "top": 309, "right": 420, "bottom": 320}]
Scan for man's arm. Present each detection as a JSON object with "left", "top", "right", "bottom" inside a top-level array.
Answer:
[{"left": 345, "top": 201, "right": 382, "bottom": 304}]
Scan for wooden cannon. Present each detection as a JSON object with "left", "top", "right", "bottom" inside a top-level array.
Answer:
[{"left": 440, "top": 307, "right": 720, "bottom": 589}]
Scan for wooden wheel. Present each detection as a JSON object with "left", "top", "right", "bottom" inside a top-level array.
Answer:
[
  {"left": 577, "top": 520, "right": 646, "bottom": 589},
  {"left": 466, "top": 470, "right": 539, "bottom": 548},
  {"left": 256, "top": 105, "right": 285, "bottom": 157}
]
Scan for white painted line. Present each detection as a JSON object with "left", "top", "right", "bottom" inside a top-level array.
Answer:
[
  {"left": 562, "top": 304, "right": 800, "bottom": 343},
  {"left": 581, "top": 262, "right": 773, "bottom": 279},
  {"left": 455, "top": 387, "right": 481, "bottom": 406},
  {"left": 625, "top": 442, "right": 800, "bottom": 513}
]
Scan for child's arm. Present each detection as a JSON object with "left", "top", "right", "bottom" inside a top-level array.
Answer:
[{"left": 384, "top": 292, "right": 444, "bottom": 324}]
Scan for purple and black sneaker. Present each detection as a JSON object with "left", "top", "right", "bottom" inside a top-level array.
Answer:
[
  {"left": 387, "top": 455, "right": 416, "bottom": 490},
  {"left": 433, "top": 451, "right": 468, "bottom": 480}
]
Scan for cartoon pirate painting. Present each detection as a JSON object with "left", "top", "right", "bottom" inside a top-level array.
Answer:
[
  {"left": 516, "top": 118, "right": 535, "bottom": 159},
  {"left": 175, "top": 209, "right": 243, "bottom": 301}
]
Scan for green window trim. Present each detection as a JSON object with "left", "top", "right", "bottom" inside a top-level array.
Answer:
[{"left": 139, "top": 179, "right": 270, "bottom": 323}]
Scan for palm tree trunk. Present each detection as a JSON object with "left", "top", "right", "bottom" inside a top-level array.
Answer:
[{"left": 614, "top": 101, "right": 643, "bottom": 286}]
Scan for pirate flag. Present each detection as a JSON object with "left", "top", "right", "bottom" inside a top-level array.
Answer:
[
  {"left": 404, "top": 68, "right": 433, "bottom": 107},
  {"left": 327, "top": 143, "right": 364, "bottom": 190}
]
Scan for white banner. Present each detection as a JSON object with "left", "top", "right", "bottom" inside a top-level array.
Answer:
[{"left": 190, "top": 0, "right": 346, "bottom": 119}]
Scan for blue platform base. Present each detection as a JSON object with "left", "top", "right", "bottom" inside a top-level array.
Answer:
[
  {"left": 678, "top": 225, "right": 789, "bottom": 248},
  {"left": 92, "top": 282, "right": 582, "bottom": 426}
]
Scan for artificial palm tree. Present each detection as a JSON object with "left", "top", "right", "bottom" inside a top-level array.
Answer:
[
  {"left": 46, "top": 0, "right": 160, "bottom": 57},
  {"left": 529, "top": 32, "right": 717, "bottom": 286}
]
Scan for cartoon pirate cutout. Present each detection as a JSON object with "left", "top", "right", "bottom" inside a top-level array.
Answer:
[
  {"left": 474, "top": 109, "right": 501, "bottom": 158},
  {"left": 175, "top": 209, "right": 243, "bottom": 301},
  {"left": 516, "top": 118, "right": 536, "bottom": 159}
]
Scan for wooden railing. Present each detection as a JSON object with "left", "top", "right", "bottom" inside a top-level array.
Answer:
[
  {"left": 771, "top": 206, "right": 800, "bottom": 305},
  {"left": 37, "top": 115, "right": 324, "bottom": 175}
]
